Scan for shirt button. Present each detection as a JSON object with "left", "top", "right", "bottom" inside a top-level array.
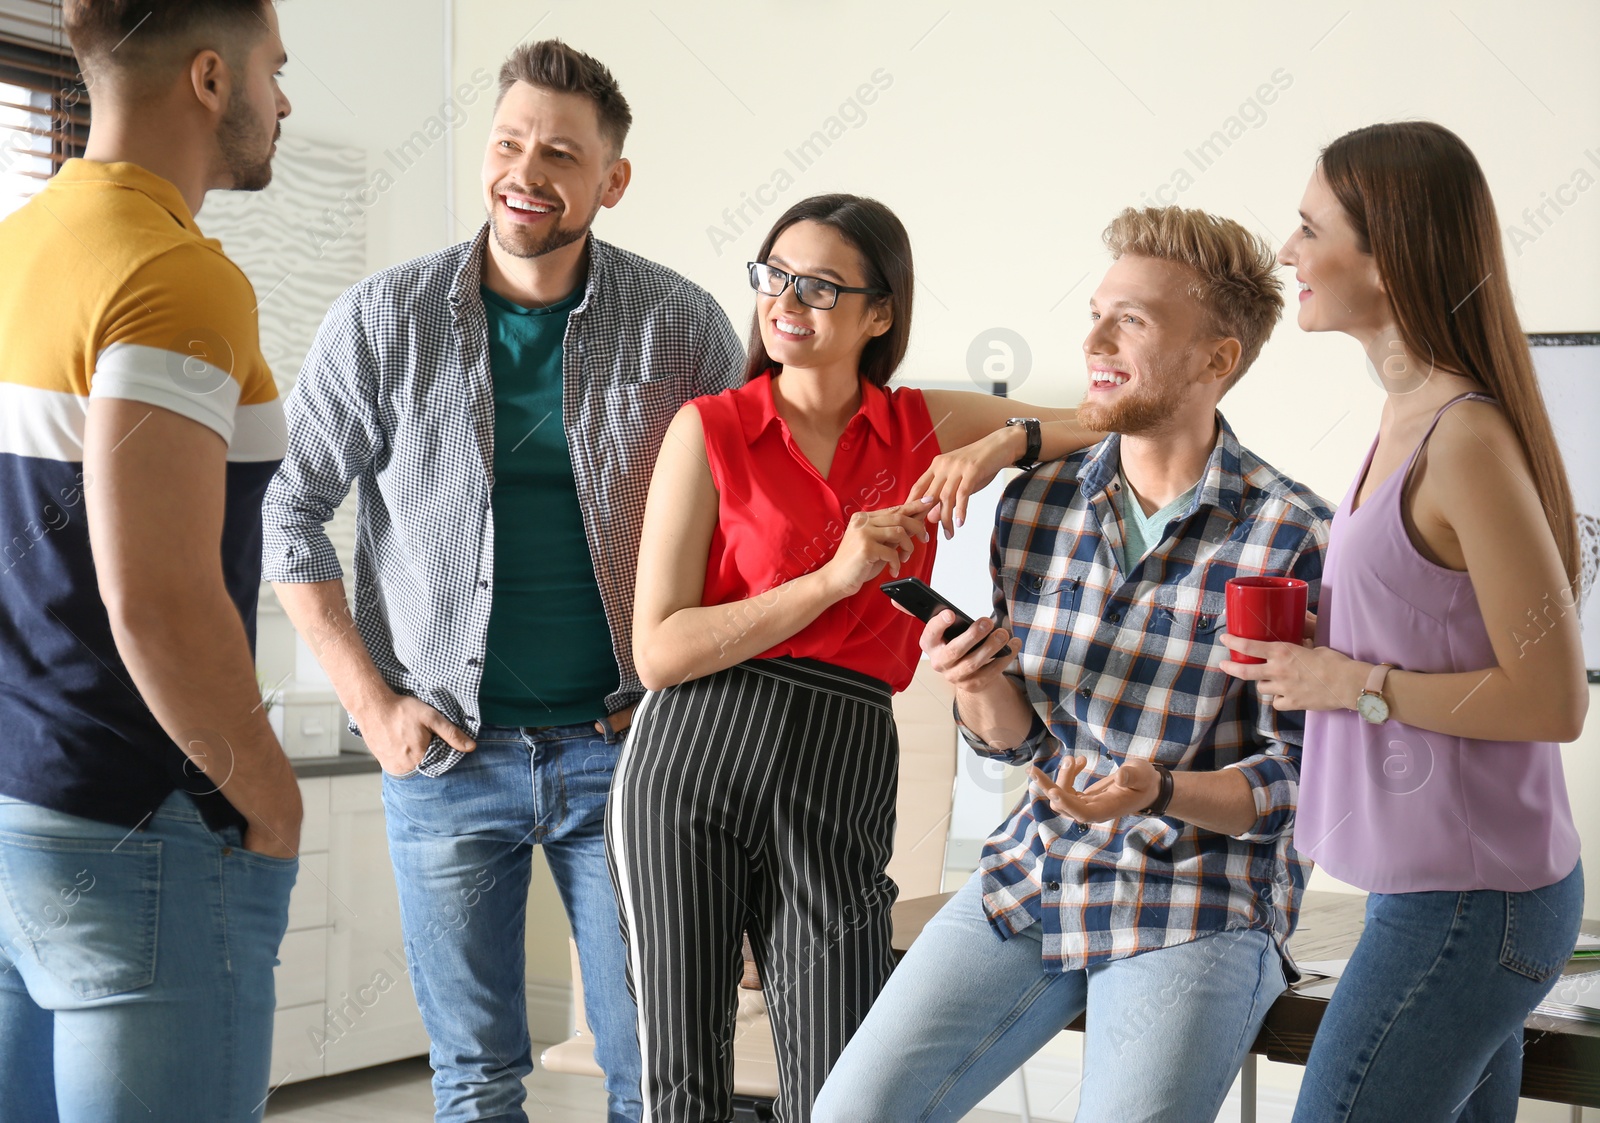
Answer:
[
  {"left": 1046, "top": 880, "right": 1061, "bottom": 892},
  {"left": 1078, "top": 685, "right": 1091, "bottom": 700},
  {"left": 840, "top": 440, "right": 852, "bottom": 450},
  {"left": 466, "top": 657, "right": 482, "bottom": 668},
  {"left": 1107, "top": 610, "right": 1122, "bottom": 624},
  {"left": 478, "top": 580, "right": 489, "bottom": 589}
]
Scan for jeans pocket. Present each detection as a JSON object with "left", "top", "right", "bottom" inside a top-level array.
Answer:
[
  {"left": 1498, "top": 883, "right": 1578, "bottom": 984},
  {"left": 0, "top": 829, "right": 161, "bottom": 1000}
]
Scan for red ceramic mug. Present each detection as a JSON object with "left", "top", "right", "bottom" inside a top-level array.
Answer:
[{"left": 1224, "top": 576, "right": 1308, "bottom": 665}]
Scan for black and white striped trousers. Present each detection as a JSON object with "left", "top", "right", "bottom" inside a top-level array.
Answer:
[{"left": 606, "top": 655, "right": 901, "bottom": 1123}]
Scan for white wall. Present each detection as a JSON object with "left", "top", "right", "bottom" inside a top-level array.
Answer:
[
  {"left": 451, "top": 0, "right": 1600, "bottom": 911},
  {"left": 272, "top": 0, "right": 452, "bottom": 273},
  {"left": 247, "top": 0, "right": 454, "bottom": 727}
]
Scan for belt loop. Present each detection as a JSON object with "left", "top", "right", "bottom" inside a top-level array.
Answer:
[{"left": 595, "top": 703, "right": 636, "bottom": 744}]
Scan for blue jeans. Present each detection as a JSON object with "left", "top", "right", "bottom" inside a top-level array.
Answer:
[
  {"left": 0, "top": 790, "right": 297, "bottom": 1122},
  {"left": 382, "top": 722, "right": 641, "bottom": 1123},
  {"left": 1292, "top": 860, "right": 1584, "bottom": 1123},
  {"left": 814, "top": 869, "right": 1286, "bottom": 1123}
]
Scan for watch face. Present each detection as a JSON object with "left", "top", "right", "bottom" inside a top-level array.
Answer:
[{"left": 1357, "top": 693, "right": 1389, "bottom": 724}]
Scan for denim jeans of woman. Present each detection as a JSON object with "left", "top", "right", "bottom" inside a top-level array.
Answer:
[{"left": 1293, "top": 861, "right": 1584, "bottom": 1122}]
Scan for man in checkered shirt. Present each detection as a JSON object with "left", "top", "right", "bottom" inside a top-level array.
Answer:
[
  {"left": 262, "top": 41, "right": 740, "bottom": 1123},
  {"left": 816, "top": 207, "right": 1333, "bottom": 1122}
]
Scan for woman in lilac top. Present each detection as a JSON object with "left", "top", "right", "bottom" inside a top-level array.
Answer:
[{"left": 1222, "top": 121, "right": 1586, "bottom": 1121}]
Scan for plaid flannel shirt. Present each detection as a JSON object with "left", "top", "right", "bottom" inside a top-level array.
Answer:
[
  {"left": 262, "top": 227, "right": 744, "bottom": 774},
  {"left": 962, "top": 414, "right": 1332, "bottom": 972}
]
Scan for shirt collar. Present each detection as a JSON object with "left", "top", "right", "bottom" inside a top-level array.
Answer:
[
  {"left": 1076, "top": 410, "right": 1246, "bottom": 522},
  {"left": 52, "top": 159, "right": 200, "bottom": 234},
  {"left": 451, "top": 225, "right": 607, "bottom": 318},
  {"left": 739, "top": 369, "right": 894, "bottom": 444}
]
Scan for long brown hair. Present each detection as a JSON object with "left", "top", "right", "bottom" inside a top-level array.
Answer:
[
  {"left": 1321, "top": 121, "right": 1579, "bottom": 589},
  {"left": 743, "top": 194, "right": 913, "bottom": 389}
]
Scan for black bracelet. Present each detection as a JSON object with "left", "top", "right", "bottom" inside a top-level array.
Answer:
[{"left": 1140, "top": 763, "right": 1174, "bottom": 818}]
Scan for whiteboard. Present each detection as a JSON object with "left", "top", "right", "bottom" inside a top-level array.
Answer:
[{"left": 1529, "top": 333, "right": 1600, "bottom": 679}]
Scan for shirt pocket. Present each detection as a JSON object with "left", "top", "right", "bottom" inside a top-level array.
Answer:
[
  {"left": 1007, "top": 561, "right": 1090, "bottom": 674},
  {"left": 1143, "top": 585, "right": 1229, "bottom": 719},
  {"left": 1148, "top": 584, "right": 1227, "bottom": 641}
]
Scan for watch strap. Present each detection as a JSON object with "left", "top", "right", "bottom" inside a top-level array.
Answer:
[
  {"left": 1363, "top": 662, "right": 1394, "bottom": 698},
  {"left": 1140, "top": 762, "right": 1174, "bottom": 818},
  {"left": 1008, "top": 417, "right": 1042, "bottom": 469}
]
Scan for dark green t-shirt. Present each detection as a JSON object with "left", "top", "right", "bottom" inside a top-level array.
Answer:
[{"left": 478, "top": 284, "right": 618, "bottom": 727}]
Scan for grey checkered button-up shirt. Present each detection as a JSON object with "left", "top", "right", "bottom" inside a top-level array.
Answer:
[{"left": 262, "top": 227, "right": 745, "bottom": 774}]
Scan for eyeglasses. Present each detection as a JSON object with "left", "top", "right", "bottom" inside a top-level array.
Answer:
[{"left": 747, "top": 261, "right": 890, "bottom": 311}]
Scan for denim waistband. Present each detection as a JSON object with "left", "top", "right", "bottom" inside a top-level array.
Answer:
[
  {"left": 0, "top": 790, "right": 212, "bottom": 828},
  {"left": 476, "top": 721, "right": 609, "bottom": 742},
  {"left": 149, "top": 789, "right": 209, "bottom": 824}
]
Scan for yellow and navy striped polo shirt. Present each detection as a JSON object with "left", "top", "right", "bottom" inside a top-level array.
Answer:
[{"left": 0, "top": 159, "right": 284, "bottom": 830}]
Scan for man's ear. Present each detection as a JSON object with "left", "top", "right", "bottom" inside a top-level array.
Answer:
[
  {"left": 600, "top": 157, "right": 632, "bottom": 210},
  {"left": 1206, "top": 337, "right": 1243, "bottom": 386},
  {"left": 189, "top": 49, "right": 230, "bottom": 116}
]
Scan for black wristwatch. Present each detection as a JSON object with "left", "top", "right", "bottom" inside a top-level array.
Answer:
[
  {"left": 1006, "top": 417, "right": 1042, "bottom": 469},
  {"left": 1139, "top": 762, "right": 1174, "bottom": 818}
]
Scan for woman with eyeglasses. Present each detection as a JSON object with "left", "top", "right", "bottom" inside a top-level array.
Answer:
[
  {"left": 607, "top": 193, "right": 1099, "bottom": 1122},
  {"left": 1222, "top": 122, "right": 1585, "bottom": 1120}
]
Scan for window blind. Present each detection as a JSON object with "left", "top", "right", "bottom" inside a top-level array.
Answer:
[{"left": 0, "top": 1, "right": 86, "bottom": 218}]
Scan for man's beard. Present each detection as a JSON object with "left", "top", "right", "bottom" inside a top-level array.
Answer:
[
  {"left": 218, "top": 89, "right": 276, "bottom": 192},
  {"left": 490, "top": 182, "right": 603, "bottom": 261},
  {"left": 1075, "top": 351, "right": 1193, "bottom": 436}
]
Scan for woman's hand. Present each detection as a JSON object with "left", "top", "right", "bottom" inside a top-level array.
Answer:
[
  {"left": 1218, "top": 633, "right": 1367, "bottom": 712},
  {"left": 908, "top": 429, "right": 1018, "bottom": 540},
  {"left": 820, "top": 500, "right": 934, "bottom": 599},
  {"left": 1029, "top": 754, "right": 1162, "bottom": 826}
]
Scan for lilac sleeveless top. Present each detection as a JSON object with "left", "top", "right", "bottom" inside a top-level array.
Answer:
[{"left": 1299, "top": 393, "right": 1580, "bottom": 893}]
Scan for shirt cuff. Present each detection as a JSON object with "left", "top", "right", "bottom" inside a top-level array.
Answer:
[
  {"left": 954, "top": 698, "right": 1053, "bottom": 765},
  {"left": 1226, "top": 752, "right": 1299, "bottom": 842},
  {"left": 261, "top": 528, "right": 345, "bottom": 584}
]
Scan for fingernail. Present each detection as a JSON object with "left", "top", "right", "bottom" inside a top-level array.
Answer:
[{"left": 954, "top": 514, "right": 964, "bottom": 529}]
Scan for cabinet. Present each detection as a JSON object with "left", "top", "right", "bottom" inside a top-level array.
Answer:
[{"left": 269, "top": 772, "right": 431, "bottom": 1085}]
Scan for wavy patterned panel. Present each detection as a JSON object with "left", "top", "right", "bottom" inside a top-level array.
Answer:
[
  {"left": 200, "top": 133, "right": 368, "bottom": 394},
  {"left": 202, "top": 134, "right": 369, "bottom": 579}
]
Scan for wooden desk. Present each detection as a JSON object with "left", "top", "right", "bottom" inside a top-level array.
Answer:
[{"left": 891, "top": 889, "right": 1600, "bottom": 1110}]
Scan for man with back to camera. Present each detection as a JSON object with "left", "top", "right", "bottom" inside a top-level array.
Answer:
[
  {"left": 0, "top": 2, "right": 301, "bottom": 1119},
  {"left": 262, "top": 38, "right": 745, "bottom": 1123},
  {"left": 814, "top": 207, "right": 1333, "bottom": 1122}
]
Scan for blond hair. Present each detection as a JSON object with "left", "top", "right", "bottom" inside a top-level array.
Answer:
[{"left": 1103, "top": 206, "right": 1283, "bottom": 388}]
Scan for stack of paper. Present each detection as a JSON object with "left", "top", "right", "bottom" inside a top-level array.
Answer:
[{"left": 1533, "top": 965, "right": 1600, "bottom": 1025}]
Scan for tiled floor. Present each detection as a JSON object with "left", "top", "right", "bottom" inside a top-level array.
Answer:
[
  {"left": 263, "top": 1054, "right": 608, "bottom": 1121},
  {"left": 260, "top": 1053, "right": 1020, "bottom": 1121},
  {"left": 260, "top": 1051, "right": 1582, "bottom": 1122}
]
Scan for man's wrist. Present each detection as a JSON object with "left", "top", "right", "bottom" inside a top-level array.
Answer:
[
  {"left": 953, "top": 684, "right": 1037, "bottom": 752},
  {"left": 345, "top": 678, "right": 398, "bottom": 729},
  {"left": 1139, "top": 763, "right": 1174, "bottom": 817}
]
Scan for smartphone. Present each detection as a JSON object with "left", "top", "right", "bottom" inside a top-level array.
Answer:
[
  {"left": 880, "top": 577, "right": 976, "bottom": 643},
  {"left": 881, "top": 578, "right": 1013, "bottom": 663}
]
